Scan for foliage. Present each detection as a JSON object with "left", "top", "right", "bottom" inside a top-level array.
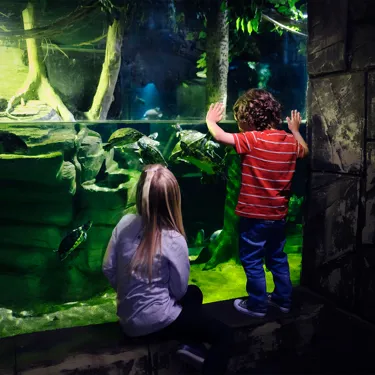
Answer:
[
  {"left": 193, "top": 0, "right": 306, "bottom": 78},
  {"left": 287, "top": 194, "right": 304, "bottom": 222}
]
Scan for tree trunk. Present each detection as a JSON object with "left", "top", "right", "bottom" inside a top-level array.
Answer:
[
  {"left": 85, "top": 18, "right": 124, "bottom": 120},
  {"left": 6, "top": 1, "right": 74, "bottom": 121},
  {"left": 203, "top": 149, "right": 241, "bottom": 270},
  {"left": 205, "top": 0, "right": 229, "bottom": 116}
]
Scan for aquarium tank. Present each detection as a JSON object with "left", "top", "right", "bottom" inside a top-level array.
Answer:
[{"left": 0, "top": 0, "right": 308, "bottom": 338}]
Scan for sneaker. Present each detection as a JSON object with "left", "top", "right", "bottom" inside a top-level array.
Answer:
[
  {"left": 233, "top": 299, "right": 266, "bottom": 317},
  {"left": 267, "top": 294, "right": 290, "bottom": 313},
  {"left": 176, "top": 344, "right": 206, "bottom": 370}
]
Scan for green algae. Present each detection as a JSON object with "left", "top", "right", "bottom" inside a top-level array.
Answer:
[{"left": 0, "top": 253, "right": 301, "bottom": 339}]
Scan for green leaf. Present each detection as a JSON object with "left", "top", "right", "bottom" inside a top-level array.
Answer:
[
  {"left": 241, "top": 18, "right": 245, "bottom": 32},
  {"left": 182, "top": 82, "right": 189, "bottom": 88},
  {"left": 186, "top": 32, "right": 195, "bottom": 41},
  {"left": 247, "top": 20, "right": 253, "bottom": 34},
  {"left": 278, "top": 5, "right": 289, "bottom": 13},
  {"left": 236, "top": 17, "right": 240, "bottom": 30},
  {"left": 251, "top": 18, "right": 259, "bottom": 33},
  {"left": 198, "top": 31, "right": 206, "bottom": 39}
]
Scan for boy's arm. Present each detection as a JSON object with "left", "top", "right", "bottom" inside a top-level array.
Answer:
[
  {"left": 287, "top": 110, "right": 309, "bottom": 158},
  {"left": 292, "top": 130, "right": 309, "bottom": 157},
  {"left": 206, "top": 103, "right": 235, "bottom": 146}
]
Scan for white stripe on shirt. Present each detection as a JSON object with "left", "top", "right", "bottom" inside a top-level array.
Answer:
[
  {"left": 239, "top": 193, "right": 285, "bottom": 199},
  {"left": 235, "top": 209, "right": 285, "bottom": 217},
  {"left": 258, "top": 138, "right": 295, "bottom": 145},
  {"left": 244, "top": 154, "right": 296, "bottom": 164},
  {"left": 234, "top": 133, "right": 242, "bottom": 153},
  {"left": 241, "top": 182, "right": 283, "bottom": 191},
  {"left": 253, "top": 147, "right": 296, "bottom": 154},
  {"left": 242, "top": 163, "right": 295, "bottom": 173},
  {"left": 238, "top": 201, "right": 285, "bottom": 208},
  {"left": 242, "top": 173, "right": 292, "bottom": 182}
]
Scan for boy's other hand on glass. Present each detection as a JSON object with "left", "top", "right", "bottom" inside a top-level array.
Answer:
[
  {"left": 286, "top": 110, "right": 301, "bottom": 133},
  {"left": 206, "top": 102, "right": 225, "bottom": 123}
]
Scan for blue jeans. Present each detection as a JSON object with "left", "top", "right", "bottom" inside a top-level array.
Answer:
[{"left": 239, "top": 217, "right": 292, "bottom": 312}]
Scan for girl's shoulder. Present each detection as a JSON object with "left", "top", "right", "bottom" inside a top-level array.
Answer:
[
  {"left": 162, "top": 230, "right": 188, "bottom": 253},
  {"left": 115, "top": 214, "right": 142, "bottom": 234}
]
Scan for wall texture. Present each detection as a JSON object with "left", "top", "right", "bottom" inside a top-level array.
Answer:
[{"left": 303, "top": 0, "right": 375, "bottom": 322}]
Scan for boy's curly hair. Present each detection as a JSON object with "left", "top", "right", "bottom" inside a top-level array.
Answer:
[{"left": 233, "top": 89, "right": 282, "bottom": 132}]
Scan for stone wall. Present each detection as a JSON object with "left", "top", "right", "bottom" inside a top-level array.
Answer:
[{"left": 303, "top": 0, "right": 375, "bottom": 322}]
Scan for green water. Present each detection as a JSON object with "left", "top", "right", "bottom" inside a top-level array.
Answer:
[{"left": 0, "top": 121, "right": 304, "bottom": 339}]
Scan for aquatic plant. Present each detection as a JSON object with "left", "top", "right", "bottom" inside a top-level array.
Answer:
[
  {"left": 287, "top": 194, "right": 304, "bottom": 223},
  {"left": 175, "top": 0, "right": 306, "bottom": 116}
]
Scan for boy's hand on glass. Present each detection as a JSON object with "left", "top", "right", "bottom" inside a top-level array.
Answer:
[
  {"left": 206, "top": 102, "right": 225, "bottom": 123},
  {"left": 286, "top": 110, "right": 301, "bottom": 132}
]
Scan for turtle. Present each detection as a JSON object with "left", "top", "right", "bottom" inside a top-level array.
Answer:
[
  {"left": 54, "top": 221, "right": 93, "bottom": 261},
  {"left": 115, "top": 134, "right": 167, "bottom": 167},
  {"left": 103, "top": 128, "right": 150, "bottom": 151},
  {"left": 138, "top": 136, "right": 168, "bottom": 166},
  {"left": 170, "top": 130, "right": 224, "bottom": 176}
]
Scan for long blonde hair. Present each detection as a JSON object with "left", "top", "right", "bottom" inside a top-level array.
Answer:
[{"left": 130, "top": 164, "right": 186, "bottom": 281}]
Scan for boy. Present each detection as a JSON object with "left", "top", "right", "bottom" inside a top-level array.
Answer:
[{"left": 205, "top": 89, "right": 308, "bottom": 317}]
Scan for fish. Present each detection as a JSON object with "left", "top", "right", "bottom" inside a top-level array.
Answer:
[
  {"left": 135, "top": 95, "right": 146, "bottom": 105},
  {"left": 54, "top": 221, "right": 93, "bottom": 261},
  {"left": 143, "top": 107, "right": 163, "bottom": 120},
  {"left": 0, "top": 131, "right": 28, "bottom": 154}
]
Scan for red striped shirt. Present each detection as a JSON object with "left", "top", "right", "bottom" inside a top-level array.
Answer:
[{"left": 232, "top": 129, "right": 305, "bottom": 220}]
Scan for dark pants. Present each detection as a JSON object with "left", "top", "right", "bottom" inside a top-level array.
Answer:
[
  {"left": 158, "top": 285, "right": 233, "bottom": 375},
  {"left": 239, "top": 217, "right": 293, "bottom": 312}
]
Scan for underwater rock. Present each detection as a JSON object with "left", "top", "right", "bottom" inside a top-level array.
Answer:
[
  {"left": 362, "top": 142, "right": 375, "bottom": 245},
  {"left": 77, "top": 134, "right": 106, "bottom": 184},
  {"left": 78, "top": 169, "right": 140, "bottom": 226},
  {"left": 0, "top": 274, "right": 43, "bottom": 307},
  {"left": 0, "top": 246, "right": 55, "bottom": 273},
  {"left": 308, "top": 73, "right": 365, "bottom": 174},
  {"left": 0, "top": 181, "right": 74, "bottom": 205},
  {"left": 78, "top": 225, "right": 116, "bottom": 273},
  {"left": 0, "top": 130, "right": 28, "bottom": 154},
  {"left": 0, "top": 225, "right": 62, "bottom": 250},
  {"left": 78, "top": 182, "right": 127, "bottom": 226},
  {"left": 0, "top": 151, "right": 63, "bottom": 185},
  {"left": 2, "top": 123, "right": 77, "bottom": 156},
  {"left": 0, "top": 202, "right": 73, "bottom": 226}
]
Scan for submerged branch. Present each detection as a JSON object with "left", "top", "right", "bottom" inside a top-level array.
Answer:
[
  {"left": 261, "top": 13, "right": 307, "bottom": 37},
  {"left": 0, "top": 0, "right": 99, "bottom": 39}
]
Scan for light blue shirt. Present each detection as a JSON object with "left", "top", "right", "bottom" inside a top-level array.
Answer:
[{"left": 103, "top": 214, "right": 190, "bottom": 337}]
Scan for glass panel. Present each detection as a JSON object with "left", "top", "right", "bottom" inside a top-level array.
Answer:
[{"left": 0, "top": 0, "right": 307, "bottom": 338}]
